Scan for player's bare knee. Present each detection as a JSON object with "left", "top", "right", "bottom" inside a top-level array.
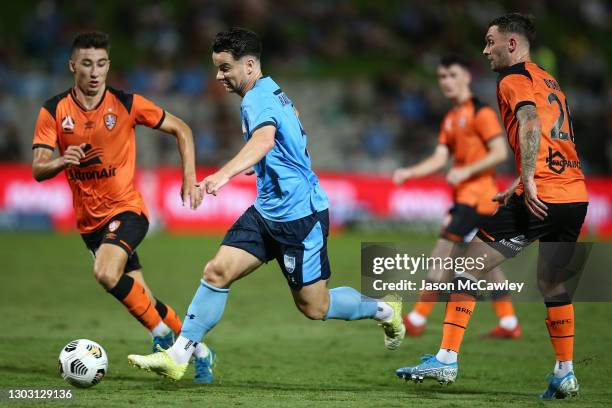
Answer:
[
  {"left": 298, "top": 302, "right": 326, "bottom": 320},
  {"left": 93, "top": 263, "right": 121, "bottom": 289},
  {"left": 203, "top": 259, "right": 230, "bottom": 288}
]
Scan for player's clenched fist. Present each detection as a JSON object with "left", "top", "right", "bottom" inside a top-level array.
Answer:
[
  {"left": 197, "top": 172, "right": 230, "bottom": 196},
  {"left": 61, "top": 144, "right": 86, "bottom": 168}
]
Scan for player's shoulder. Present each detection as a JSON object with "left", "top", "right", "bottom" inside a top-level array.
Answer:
[
  {"left": 525, "top": 63, "right": 563, "bottom": 91},
  {"left": 470, "top": 97, "right": 498, "bottom": 120},
  {"left": 243, "top": 84, "right": 279, "bottom": 109},
  {"left": 496, "top": 62, "right": 533, "bottom": 88},
  {"left": 106, "top": 86, "right": 135, "bottom": 113},
  {"left": 41, "top": 89, "right": 71, "bottom": 119},
  {"left": 470, "top": 97, "right": 493, "bottom": 115}
]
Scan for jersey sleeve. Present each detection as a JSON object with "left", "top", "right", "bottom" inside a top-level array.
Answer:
[
  {"left": 132, "top": 94, "right": 165, "bottom": 128},
  {"left": 32, "top": 107, "right": 57, "bottom": 151},
  {"left": 474, "top": 106, "right": 503, "bottom": 142},
  {"left": 438, "top": 117, "right": 450, "bottom": 145},
  {"left": 242, "top": 95, "right": 278, "bottom": 134},
  {"left": 498, "top": 74, "right": 535, "bottom": 114}
]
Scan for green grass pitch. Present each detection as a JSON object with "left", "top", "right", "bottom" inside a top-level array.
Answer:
[{"left": 1, "top": 232, "right": 610, "bottom": 407}]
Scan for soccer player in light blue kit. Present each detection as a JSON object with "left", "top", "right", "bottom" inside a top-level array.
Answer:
[{"left": 127, "top": 28, "right": 405, "bottom": 380}]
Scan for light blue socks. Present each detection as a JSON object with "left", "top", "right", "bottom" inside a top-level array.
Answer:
[
  {"left": 180, "top": 279, "right": 229, "bottom": 342},
  {"left": 323, "top": 286, "right": 378, "bottom": 321}
]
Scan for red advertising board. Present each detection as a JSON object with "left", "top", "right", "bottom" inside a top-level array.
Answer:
[{"left": 1, "top": 164, "right": 611, "bottom": 237}]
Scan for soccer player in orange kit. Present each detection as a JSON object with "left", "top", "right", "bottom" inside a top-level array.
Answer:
[
  {"left": 396, "top": 14, "right": 588, "bottom": 400},
  {"left": 393, "top": 55, "right": 521, "bottom": 339},
  {"left": 32, "top": 32, "right": 214, "bottom": 383}
]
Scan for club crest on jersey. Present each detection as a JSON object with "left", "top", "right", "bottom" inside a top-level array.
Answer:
[
  {"left": 459, "top": 116, "right": 467, "bottom": 128},
  {"left": 104, "top": 113, "right": 117, "bottom": 131},
  {"left": 283, "top": 255, "right": 296, "bottom": 274},
  {"left": 108, "top": 220, "right": 121, "bottom": 232},
  {"left": 62, "top": 115, "right": 75, "bottom": 132}
]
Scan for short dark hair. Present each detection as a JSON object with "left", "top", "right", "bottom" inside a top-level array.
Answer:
[
  {"left": 212, "top": 27, "right": 261, "bottom": 60},
  {"left": 439, "top": 54, "right": 470, "bottom": 70},
  {"left": 488, "top": 13, "right": 536, "bottom": 44},
  {"left": 71, "top": 32, "right": 110, "bottom": 56}
]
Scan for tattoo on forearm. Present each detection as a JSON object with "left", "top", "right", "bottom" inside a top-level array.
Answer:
[{"left": 516, "top": 105, "right": 541, "bottom": 179}]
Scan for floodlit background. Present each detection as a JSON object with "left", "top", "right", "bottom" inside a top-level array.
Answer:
[{"left": 0, "top": 0, "right": 610, "bottom": 236}]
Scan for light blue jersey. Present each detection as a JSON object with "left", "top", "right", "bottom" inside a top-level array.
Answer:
[{"left": 240, "top": 76, "right": 329, "bottom": 222}]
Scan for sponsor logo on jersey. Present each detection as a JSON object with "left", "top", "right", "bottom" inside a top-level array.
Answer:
[
  {"left": 62, "top": 115, "right": 75, "bottom": 132},
  {"left": 546, "top": 147, "right": 581, "bottom": 175},
  {"left": 68, "top": 166, "right": 117, "bottom": 181}
]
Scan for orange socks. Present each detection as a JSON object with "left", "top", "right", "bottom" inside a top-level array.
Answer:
[
  {"left": 155, "top": 298, "right": 183, "bottom": 334},
  {"left": 413, "top": 288, "right": 438, "bottom": 317},
  {"left": 492, "top": 298, "right": 515, "bottom": 320},
  {"left": 545, "top": 303, "right": 574, "bottom": 361},
  {"left": 440, "top": 292, "right": 476, "bottom": 353},
  {"left": 107, "top": 276, "right": 184, "bottom": 335},
  {"left": 108, "top": 275, "right": 161, "bottom": 331}
]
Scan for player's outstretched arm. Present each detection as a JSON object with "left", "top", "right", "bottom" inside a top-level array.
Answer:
[
  {"left": 516, "top": 104, "right": 547, "bottom": 219},
  {"left": 447, "top": 136, "right": 507, "bottom": 185},
  {"left": 392, "top": 144, "right": 449, "bottom": 185},
  {"left": 157, "top": 112, "right": 201, "bottom": 209},
  {"left": 32, "top": 145, "right": 85, "bottom": 182},
  {"left": 199, "top": 125, "right": 276, "bottom": 196}
]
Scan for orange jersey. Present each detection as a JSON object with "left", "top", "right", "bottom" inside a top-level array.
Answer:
[
  {"left": 33, "top": 87, "right": 165, "bottom": 233},
  {"left": 439, "top": 97, "right": 503, "bottom": 215},
  {"left": 496, "top": 62, "right": 587, "bottom": 203}
]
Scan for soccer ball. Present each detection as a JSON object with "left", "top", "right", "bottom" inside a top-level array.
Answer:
[{"left": 58, "top": 339, "right": 108, "bottom": 388}]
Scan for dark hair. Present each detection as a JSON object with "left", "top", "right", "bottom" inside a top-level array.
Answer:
[
  {"left": 488, "top": 13, "right": 536, "bottom": 44},
  {"left": 71, "top": 32, "right": 110, "bottom": 56},
  {"left": 212, "top": 27, "right": 261, "bottom": 60},
  {"left": 439, "top": 54, "right": 470, "bottom": 70}
]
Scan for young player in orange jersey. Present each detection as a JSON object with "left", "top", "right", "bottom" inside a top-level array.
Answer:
[
  {"left": 393, "top": 55, "right": 520, "bottom": 339},
  {"left": 396, "top": 14, "right": 588, "bottom": 400},
  {"left": 31, "top": 32, "right": 214, "bottom": 383}
]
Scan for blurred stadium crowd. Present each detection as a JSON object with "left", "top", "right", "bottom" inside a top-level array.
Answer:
[{"left": 0, "top": 0, "right": 610, "bottom": 174}]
